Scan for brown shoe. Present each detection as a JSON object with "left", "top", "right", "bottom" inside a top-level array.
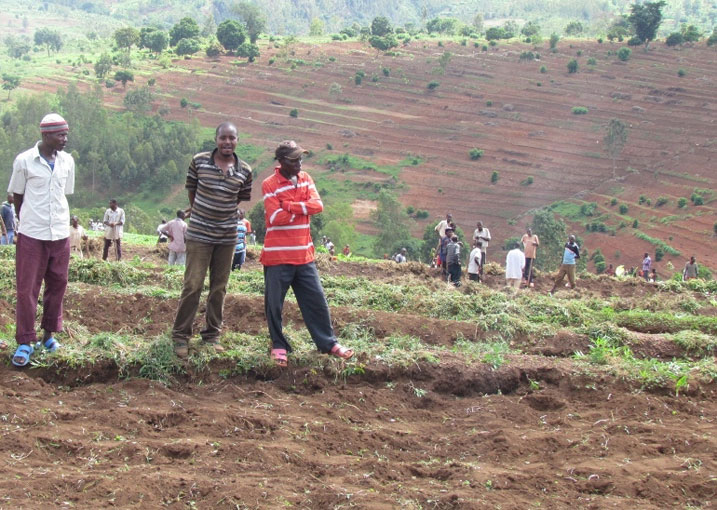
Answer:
[
  {"left": 174, "top": 340, "right": 189, "bottom": 359},
  {"left": 202, "top": 340, "right": 225, "bottom": 354}
]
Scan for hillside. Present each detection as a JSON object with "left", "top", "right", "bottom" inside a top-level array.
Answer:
[{"left": 20, "top": 36, "right": 715, "bottom": 270}]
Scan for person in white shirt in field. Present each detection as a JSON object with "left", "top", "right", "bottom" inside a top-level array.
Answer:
[
  {"left": 7, "top": 113, "right": 75, "bottom": 367},
  {"left": 505, "top": 242, "right": 525, "bottom": 293}
]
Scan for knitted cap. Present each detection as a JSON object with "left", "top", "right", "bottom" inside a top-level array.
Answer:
[{"left": 40, "top": 113, "right": 69, "bottom": 133}]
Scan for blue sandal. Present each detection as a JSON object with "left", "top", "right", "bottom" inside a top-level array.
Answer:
[
  {"left": 11, "top": 344, "right": 34, "bottom": 367},
  {"left": 36, "top": 337, "right": 61, "bottom": 353}
]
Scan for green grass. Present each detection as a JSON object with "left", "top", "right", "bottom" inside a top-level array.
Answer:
[{"left": 633, "top": 232, "right": 681, "bottom": 256}]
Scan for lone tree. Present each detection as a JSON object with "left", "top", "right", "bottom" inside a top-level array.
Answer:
[
  {"left": 140, "top": 29, "right": 168, "bottom": 55},
  {"left": 170, "top": 17, "right": 200, "bottom": 46},
  {"left": 369, "top": 16, "right": 397, "bottom": 53},
  {"left": 233, "top": 2, "right": 266, "bottom": 44},
  {"left": 113, "top": 27, "right": 140, "bottom": 53},
  {"left": 371, "top": 16, "right": 393, "bottom": 37},
  {"left": 604, "top": 118, "right": 628, "bottom": 178},
  {"left": 2, "top": 74, "right": 20, "bottom": 100},
  {"left": 94, "top": 53, "right": 113, "bottom": 79},
  {"left": 114, "top": 70, "right": 134, "bottom": 88},
  {"left": 216, "top": 19, "right": 246, "bottom": 53},
  {"left": 34, "top": 28, "right": 63, "bottom": 55},
  {"left": 628, "top": 1, "right": 666, "bottom": 50}
]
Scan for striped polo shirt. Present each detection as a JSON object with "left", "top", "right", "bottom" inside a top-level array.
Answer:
[
  {"left": 185, "top": 149, "right": 252, "bottom": 245},
  {"left": 259, "top": 167, "right": 323, "bottom": 266}
]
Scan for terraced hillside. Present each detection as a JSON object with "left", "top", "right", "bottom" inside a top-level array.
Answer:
[{"left": 21, "top": 38, "right": 717, "bottom": 269}]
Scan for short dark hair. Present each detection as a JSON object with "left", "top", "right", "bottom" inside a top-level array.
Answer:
[
  {"left": 176, "top": 210, "right": 184, "bottom": 217},
  {"left": 215, "top": 121, "right": 237, "bottom": 137}
]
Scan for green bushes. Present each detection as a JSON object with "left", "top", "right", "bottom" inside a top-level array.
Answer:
[
  {"left": 572, "top": 106, "right": 588, "bottom": 114},
  {"left": 656, "top": 196, "right": 668, "bottom": 207},
  {"left": 289, "top": 108, "right": 298, "bottom": 118},
  {"left": 469, "top": 148, "right": 484, "bottom": 160},
  {"left": 617, "top": 47, "right": 631, "bottom": 61},
  {"left": 490, "top": 171, "right": 499, "bottom": 184},
  {"left": 677, "top": 197, "right": 687, "bottom": 208},
  {"left": 520, "top": 176, "right": 534, "bottom": 186},
  {"left": 427, "top": 80, "right": 440, "bottom": 90},
  {"left": 567, "top": 59, "right": 578, "bottom": 73},
  {"left": 619, "top": 204, "right": 628, "bottom": 214}
]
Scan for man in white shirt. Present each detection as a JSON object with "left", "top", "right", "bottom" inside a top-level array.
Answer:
[
  {"left": 7, "top": 113, "right": 75, "bottom": 366},
  {"left": 103, "top": 199, "right": 125, "bottom": 261},
  {"left": 434, "top": 213, "right": 453, "bottom": 239},
  {"left": 467, "top": 241, "right": 482, "bottom": 282},
  {"left": 394, "top": 248, "right": 407, "bottom": 263},
  {"left": 505, "top": 242, "right": 525, "bottom": 292},
  {"left": 473, "top": 221, "right": 491, "bottom": 273}
]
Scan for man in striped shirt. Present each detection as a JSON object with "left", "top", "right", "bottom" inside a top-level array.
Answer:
[
  {"left": 171, "top": 122, "right": 252, "bottom": 358},
  {"left": 260, "top": 140, "right": 354, "bottom": 367}
]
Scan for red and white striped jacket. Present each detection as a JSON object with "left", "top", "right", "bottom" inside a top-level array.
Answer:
[{"left": 259, "top": 167, "right": 323, "bottom": 266}]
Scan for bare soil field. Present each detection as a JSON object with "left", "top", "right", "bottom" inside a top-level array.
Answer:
[{"left": 1, "top": 243, "right": 716, "bottom": 509}]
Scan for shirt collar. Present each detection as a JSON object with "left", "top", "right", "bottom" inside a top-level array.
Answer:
[
  {"left": 274, "top": 165, "right": 303, "bottom": 185},
  {"left": 210, "top": 148, "right": 239, "bottom": 176}
]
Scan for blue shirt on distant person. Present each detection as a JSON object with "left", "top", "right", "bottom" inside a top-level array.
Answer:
[
  {"left": 562, "top": 242, "right": 580, "bottom": 265},
  {"left": 235, "top": 221, "right": 247, "bottom": 253}
]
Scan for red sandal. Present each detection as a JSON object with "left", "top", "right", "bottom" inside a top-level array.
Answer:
[
  {"left": 270, "top": 348, "right": 288, "bottom": 368},
  {"left": 330, "top": 343, "right": 354, "bottom": 360}
]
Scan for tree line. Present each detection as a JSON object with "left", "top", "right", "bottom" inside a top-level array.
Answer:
[{"left": 0, "top": 85, "right": 202, "bottom": 214}]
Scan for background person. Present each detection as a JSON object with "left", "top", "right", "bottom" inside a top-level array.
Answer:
[
  {"left": 446, "top": 235, "right": 462, "bottom": 286},
  {"left": 467, "top": 241, "right": 482, "bottom": 282},
  {"left": 7, "top": 113, "right": 74, "bottom": 367},
  {"left": 162, "top": 210, "right": 188, "bottom": 266},
  {"left": 69, "top": 215, "right": 87, "bottom": 258},
  {"left": 550, "top": 234, "right": 580, "bottom": 293},
  {"left": 156, "top": 219, "right": 168, "bottom": 243},
  {"left": 521, "top": 227, "right": 539, "bottom": 287},
  {"left": 505, "top": 242, "right": 525, "bottom": 292},
  {"left": 683, "top": 256, "right": 698, "bottom": 280},
  {"left": 232, "top": 214, "right": 248, "bottom": 270},
  {"left": 102, "top": 199, "right": 125, "bottom": 261},
  {"left": 473, "top": 221, "right": 491, "bottom": 273},
  {"left": 1, "top": 193, "right": 16, "bottom": 245},
  {"left": 260, "top": 140, "right": 353, "bottom": 367},
  {"left": 641, "top": 253, "right": 652, "bottom": 281}
]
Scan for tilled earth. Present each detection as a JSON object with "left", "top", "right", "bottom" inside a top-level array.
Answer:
[{"left": 0, "top": 248, "right": 715, "bottom": 509}]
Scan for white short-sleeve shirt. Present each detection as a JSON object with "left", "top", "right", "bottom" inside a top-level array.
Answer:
[
  {"left": 468, "top": 247, "right": 482, "bottom": 274},
  {"left": 8, "top": 142, "right": 75, "bottom": 241},
  {"left": 505, "top": 248, "right": 526, "bottom": 279}
]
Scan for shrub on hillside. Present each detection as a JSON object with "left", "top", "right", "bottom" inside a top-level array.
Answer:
[
  {"left": 619, "top": 204, "right": 628, "bottom": 214},
  {"left": 677, "top": 68, "right": 686, "bottom": 77},
  {"left": 289, "top": 108, "right": 298, "bottom": 118},
  {"left": 677, "top": 197, "right": 687, "bottom": 208},
  {"left": 490, "top": 171, "right": 499, "bottom": 184},
  {"left": 656, "top": 196, "right": 668, "bottom": 207},
  {"left": 572, "top": 106, "right": 588, "bottom": 114},
  {"left": 665, "top": 32, "right": 684, "bottom": 46},
  {"left": 521, "top": 176, "right": 534, "bottom": 185},
  {"left": 427, "top": 81, "right": 440, "bottom": 90},
  {"left": 469, "top": 148, "right": 484, "bottom": 160},
  {"left": 567, "top": 59, "right": 578, "bottom": 73},
  {"left": 617, "top": 47, "right": 631, "bottom": 61}
]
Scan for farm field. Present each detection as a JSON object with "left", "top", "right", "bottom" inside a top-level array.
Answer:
[{"left": 0, "top": 240, "right": 716, "bottom": 509}]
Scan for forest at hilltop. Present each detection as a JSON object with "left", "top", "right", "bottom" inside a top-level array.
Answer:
[{"left": 18, "top": 0, "right": 717, "bottom": 36}]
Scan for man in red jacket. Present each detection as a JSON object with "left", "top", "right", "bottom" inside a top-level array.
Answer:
[{"left": 260, "top": 140, "right": 354, "bottom": 367}]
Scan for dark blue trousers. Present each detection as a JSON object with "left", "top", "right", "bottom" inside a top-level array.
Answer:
[{"left": 264, "top": 262, "right": 337, "bottom": 353}]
